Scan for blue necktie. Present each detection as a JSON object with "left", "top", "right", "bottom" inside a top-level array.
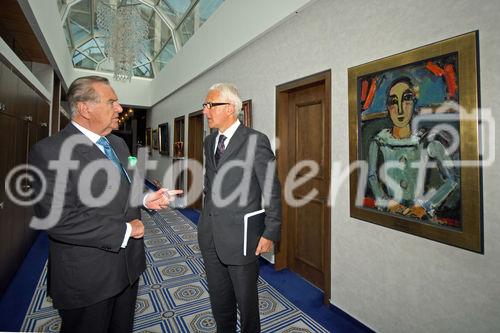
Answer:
[{"left": 97, "top": 136, "right": 130, "bottom": 182}]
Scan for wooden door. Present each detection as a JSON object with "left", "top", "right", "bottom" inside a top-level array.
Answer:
[
  {"left": 187, "top": 111, "right": 204, "bottom": 210},
  {"left": 0, "top": 112, "right": 17, "bottom": 293},
  {"left": 276, "top": 71, "right": 331, "bottom": 303},
  {"left": 36, "top": 98, "right": 50, "bottom": 142},
  {"left": 0, "top": 107, "right": 32, "bottom": 292},
  {"left": 0, "top": 62, "right": 17, "bottom": 293},
  {"left": 16, "top": 80, "right": 37, "bottom": 255}
]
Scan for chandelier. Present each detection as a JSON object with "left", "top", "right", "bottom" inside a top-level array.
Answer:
[{"left": 96, "top": 1, "right": 148, "bottom": 81}]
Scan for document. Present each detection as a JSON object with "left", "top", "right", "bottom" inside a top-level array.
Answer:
[{"left": 243, "top": 209, "right": 265, "bottom": 256}]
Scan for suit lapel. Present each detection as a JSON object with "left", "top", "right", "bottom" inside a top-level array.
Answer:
[
  {"left": 60, "top": 125, "right": 129, "bottom": 214},
  {"left": 63, "top": 124, "right": 105, "bottom": 164},
  {"left": 65, "top": 124, "right": 129, "bottom": 184},
  {"left": 207, "top": 131, "right": 218, "bottom": 169},
  {"left": 216, "top": 124, "right": 247, "bottom": 169}
]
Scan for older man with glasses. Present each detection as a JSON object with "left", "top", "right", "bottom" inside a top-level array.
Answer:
[{"left": 198, "top": 83, "right": 282, "bottom": 333}]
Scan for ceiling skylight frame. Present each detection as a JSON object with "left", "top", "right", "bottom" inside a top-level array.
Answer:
[{"left": 60, "top": 0, "right": 222, "bottom": 79}]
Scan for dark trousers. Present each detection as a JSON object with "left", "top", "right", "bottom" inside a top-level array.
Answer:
[
  {"left": 202, "top": 244, "right": 260, "bottom": 333},
  {"left": 59, "top": 280, "right": 139, "bottom": 333}
]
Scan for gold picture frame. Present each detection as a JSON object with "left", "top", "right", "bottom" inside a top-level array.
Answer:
[
  {"left": 158, "top": 122, "right": 170, "bottom": 156},
  {"left": 152, "top": 129, "right": 159, "bottom": 150},
  {"left": 348, "top": 31, "right": 482, "bottom": 252},
  {"left": 239, "top": 99, "right": 252, "bottom": 127},
  {"left": 145, "top": 127, "right": 152, "bottom": 155}
]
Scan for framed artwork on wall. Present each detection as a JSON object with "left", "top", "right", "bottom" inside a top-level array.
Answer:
[
  {"left": 152, "top": 129, "right": 159, "bottom": 150},
  {"left": 239, "top": 99, "right": 252, "bottom": 127},
  {"left": 145, "top": 127, "right": 152, "bottom": 155},
  {"left": 348, "top": 31, "right": 482, "bottom": 252},
  {"left": 174, "top": 116, "right": 185, "bottom": 157},
  {"left": 158, "top": 122, "right": 169, "bottom": 156}
]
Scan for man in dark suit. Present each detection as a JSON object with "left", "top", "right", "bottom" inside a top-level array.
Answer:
[
  {"left": 29, "top": 76, "right": 178, "bottom": 333},
  {"left": 198, "top": 83, "right": 282, "bottom": 332}
]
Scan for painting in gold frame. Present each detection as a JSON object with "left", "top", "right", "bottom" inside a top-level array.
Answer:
[
  {"left": 348, "top": 31, "right": 482, "bottom": 252},
  {"left": 239, "top": 99, "right": 252, "bottom": 127},
  {"left": 158, "top": 122, "right": 170, "bottom": 156},
  {"left": 145, "top": 127, "right": 152, "bottom": 155},
  {"left": 152, "top": 129, "right": 159, "bottom": 150}
]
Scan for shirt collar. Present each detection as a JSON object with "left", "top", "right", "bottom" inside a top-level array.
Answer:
[
  {"left": 218, "top": 119, "right": 240, "bottom": 142},
  {"left": 72, "top": 121, "right": 102, "bottom": 144}
]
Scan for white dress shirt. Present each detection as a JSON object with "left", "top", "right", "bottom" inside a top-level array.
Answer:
[
  {"left": 214, "top": 119, "right": 241, "bottom": 154},
  {"left": 72, "top": 121, "right": 132, "bottom": 248}
]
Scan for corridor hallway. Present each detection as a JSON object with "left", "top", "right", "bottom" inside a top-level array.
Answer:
[{"left": 1, "top": 208, "right": 370, "bottom": 332}]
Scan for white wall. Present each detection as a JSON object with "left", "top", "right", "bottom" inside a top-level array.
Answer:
[
  {"left": 31, "top": 62, "right": 53, "bottom": 94},
  {"left": 149, "top": 0, "right": 500, "bottom": 332},
  {"left": 22, "top": 0, "right": 73, "bottom": 90}
]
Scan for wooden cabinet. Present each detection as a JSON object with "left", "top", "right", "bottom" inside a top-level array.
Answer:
[
  {"left": 0, "top": 62, "right": 18, "bottom": 113},
  {"left": 0, "top": 60, "right": 50, "bottom": 295}
]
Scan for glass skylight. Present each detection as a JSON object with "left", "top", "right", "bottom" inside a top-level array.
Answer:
[{"left": 60, "top": 0, "right": 224, "bottom": 79}]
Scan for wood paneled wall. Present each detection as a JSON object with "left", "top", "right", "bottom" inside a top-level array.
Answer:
[{"left": 0, "top": 59, "right": 50, "bottom": 295}]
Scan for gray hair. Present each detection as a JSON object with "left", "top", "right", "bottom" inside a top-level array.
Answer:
[
  {"left": 208, "top": 83, "right": 242, "bottom": 115},
  {"left": 67, "top": 76, "right": 110, "bottom": 118}
]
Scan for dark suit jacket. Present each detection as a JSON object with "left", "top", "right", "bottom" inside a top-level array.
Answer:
[
  {"left": 29, "top": 123, "right": 146, "bottom": 309},
  {"left": 198, "top": 124, "right": 281, "bottom": 265}
]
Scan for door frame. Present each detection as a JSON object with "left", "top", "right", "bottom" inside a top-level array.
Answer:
[
  {"left": 187, "top": 110, "right": 204, "bottom": 210},
  {"left": 275, "top": 70, "right": 331, "bottom": 304}
]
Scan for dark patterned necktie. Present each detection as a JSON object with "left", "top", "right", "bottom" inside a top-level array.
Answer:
[
  {"left": 214, "top": 134, "right": 227, "bottom": 166},
  {"left": 97, "top": 136, "right": 130, "bottom": 182}
]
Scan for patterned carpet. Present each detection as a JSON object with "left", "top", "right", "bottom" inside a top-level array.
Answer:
[{"left": 21, "top": 209, "right": 329, "bottom": 332}]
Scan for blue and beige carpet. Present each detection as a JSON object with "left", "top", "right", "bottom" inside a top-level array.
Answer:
[{"left": 21, "top": 209, "right": 329, "bottom": 332}]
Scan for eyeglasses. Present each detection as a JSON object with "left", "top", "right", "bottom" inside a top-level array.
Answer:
[{"left": 202, "top": 102, "right": 230, "bottom": 109}]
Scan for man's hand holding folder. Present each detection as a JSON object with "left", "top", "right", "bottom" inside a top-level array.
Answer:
[
  {"left": 255, "top": 237, "right": 273, "bottom": 255},
  {"left": 243, "top": 209, "right": 273, "bottom": 256}
]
